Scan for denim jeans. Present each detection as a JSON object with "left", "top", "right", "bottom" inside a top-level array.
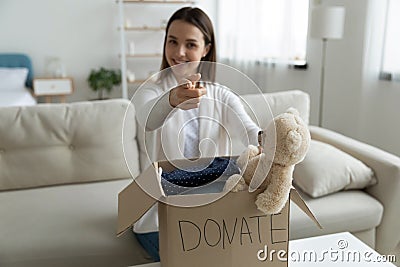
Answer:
[{"left": 135, "top": 232, "right": 160, "bottom": 262}]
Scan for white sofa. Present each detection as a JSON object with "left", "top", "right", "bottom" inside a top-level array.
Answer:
[{"left": 0, "top": 90, "right": 398, "bottom": 267}]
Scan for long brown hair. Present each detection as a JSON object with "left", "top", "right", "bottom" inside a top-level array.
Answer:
[{"left": 160, "top": 7, "right": 216, "bottom": 82}]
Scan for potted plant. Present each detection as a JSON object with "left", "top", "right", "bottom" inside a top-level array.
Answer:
[{"left": 87, "top": 67, "right": 121, "bottom": 100}]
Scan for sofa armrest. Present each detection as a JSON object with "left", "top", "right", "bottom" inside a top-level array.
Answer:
[{"left": 309, "top": 126, "right": 400, "bottom": 254}]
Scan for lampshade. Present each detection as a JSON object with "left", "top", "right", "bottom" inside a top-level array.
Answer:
[{"left": 311, "top": 6, "right": 346, "bottom": 39}]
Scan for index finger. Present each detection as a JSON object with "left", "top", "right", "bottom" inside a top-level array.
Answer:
[
  {"left": 178, "top": 73, "right": 202, "bottom": 88},
  {"left": 183, "top": 87, "right": 207, "bottom": 98},
  {"left": 186, "top": 73, "right": 201, "bottom": 84}
]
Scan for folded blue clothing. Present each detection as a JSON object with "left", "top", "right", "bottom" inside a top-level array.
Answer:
[{"left": 161, "top": 157, "right": 240, "bottom": 195}]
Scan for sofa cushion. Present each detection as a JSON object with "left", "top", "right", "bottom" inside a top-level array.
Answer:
[
  {"left": 290, "top": 189, "right": 383, "bottom": 240},
  {"left": 229, "top": 90, "right": 310, "bottom": 155},
  {"left": 0, "top": 179, "right": 151, "bottom": 267},
  {"left": 0, "top": 99, "right": 139, "bottom": 191},
  {"left": 241, "top": 90, "right": 310, "bottom": 127},
  {"left": 293, "top": 140, "right": 377, "bottom": 198}
]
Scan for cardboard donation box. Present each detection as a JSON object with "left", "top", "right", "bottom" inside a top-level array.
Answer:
[{"left": 117, "top": 159, "right": 322, "bottom": 267}]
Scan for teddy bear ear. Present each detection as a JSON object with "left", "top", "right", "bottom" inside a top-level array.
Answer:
[
  {"left": 286, "top": 130, "right": 302, "bottom": 153},
  {"left": 286, "top": 107, "right": 300, "bottom": 116}
]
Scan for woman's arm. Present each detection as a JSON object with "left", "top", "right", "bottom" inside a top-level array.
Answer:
[
  {"left": 133, "top": 86, "right": 175, "bottom": 131},
  {"left": 134, "top": 74, "right": 205, "bottom": 131},
  {"left": 224, "top": 90, "right": 261, "bottom": 147}
]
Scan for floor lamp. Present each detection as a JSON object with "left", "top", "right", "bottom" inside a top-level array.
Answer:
[{"left": 311, "top": 6, "right": 346, "bottom": 127}]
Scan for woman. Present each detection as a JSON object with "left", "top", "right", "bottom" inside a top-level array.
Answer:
[{"left": 132, "top": 7, "right": 261, "bottom": 261}]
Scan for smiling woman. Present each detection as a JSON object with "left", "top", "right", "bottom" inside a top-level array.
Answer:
[
  {"left": 160, "top": 6, "right": 216, "bottom": 81},
  {"left": 164, "top": 20, "right": 210, "bottom": 80},
  {"left": 130, "top": 6, "right": 264, "bottom": 262},
  {"left": 165, "top": 21, "right": 210, "bottom": 64}
]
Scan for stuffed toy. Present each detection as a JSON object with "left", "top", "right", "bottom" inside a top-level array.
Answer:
[{"left": 224, "top": 108, "right": 311, "bottom": 214}]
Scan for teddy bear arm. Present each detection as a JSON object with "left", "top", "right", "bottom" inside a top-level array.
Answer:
[
  {"left": 255, "top": 165, "right": 294, "bottom": 214},
  {"left": 223, "top": 174, "right": 248, "bottom": 192},
  {"left": 242, "top": 155, "right": 263, "bottom": 185},
  {"left": 245, "top": 153, "right": 272, "bottom": 189},
  {"left": 236, "top": 145, "right": 260, "bottom": 170}
]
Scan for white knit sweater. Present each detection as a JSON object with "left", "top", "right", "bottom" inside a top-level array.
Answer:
[{"left": 132, "top": 73, "right": 260, "bottom": 233}]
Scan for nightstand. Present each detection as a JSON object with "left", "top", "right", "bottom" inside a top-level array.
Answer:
[{"left": 33, "top": 77, "right": 74, "bottom": 103}]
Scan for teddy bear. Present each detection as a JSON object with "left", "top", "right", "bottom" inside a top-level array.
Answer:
[{"left": 224, "top": 108, "right": 311, "bottom": 214}]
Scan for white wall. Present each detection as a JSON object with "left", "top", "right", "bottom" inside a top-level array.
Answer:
[
  {"left": 358, "top": 0, "right": 400, "bottom": 156},
  {"left": 317, "top": 0, "right": 367, "bottom": 137},
  {"left": 1, "top": 0, "right": 400, "bottom": 156},
  {"left": 0, "top": 0, "right": 214, "bottom": 101},
  {"left": 0, "top": 0, "right": 121, "bottom": 101},
  {"left": 248, "top": 0, "right": 400, "bottom": 157},
  {"left": 317, "top": 0, "right": 400, "bottom": 157}
]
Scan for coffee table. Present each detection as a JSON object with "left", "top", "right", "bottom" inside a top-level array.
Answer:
[{"left": 132, "top": 232, "right": 397, "bottom": 266}]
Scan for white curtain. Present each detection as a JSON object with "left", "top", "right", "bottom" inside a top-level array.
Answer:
[
  {"left": 381, "top": 0, "right": 400, "bottom": 76},
  {"left": 217, "top": 0, "right": 309, "bottom": 64}
]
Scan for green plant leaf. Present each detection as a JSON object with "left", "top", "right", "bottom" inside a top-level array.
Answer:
[{"left": 87, "top": 67, "right": 122, "bottom": 95}]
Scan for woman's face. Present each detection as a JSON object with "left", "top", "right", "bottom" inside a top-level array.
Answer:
[{"left": 165, "top": 20, "right": 210, "bottom": 79}]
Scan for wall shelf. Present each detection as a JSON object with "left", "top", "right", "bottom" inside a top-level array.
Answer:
[
  {"left": 117, "top": 0, "right": 195, "bottom": 98},
  {"left": 122, "top": 26, "right": 166, "bottom": 31}
]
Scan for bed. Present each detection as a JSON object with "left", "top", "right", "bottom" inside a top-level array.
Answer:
[{"left": 0, "top": 53, "right": 37, "bottom": 107}]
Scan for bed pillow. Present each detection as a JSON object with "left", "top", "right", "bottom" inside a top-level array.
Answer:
[
  {"left": 293, "top": 140, "right": 377, "bottom": 198},
  {"left": 0, "top": 67, "right": 29, "bottom": 91}
]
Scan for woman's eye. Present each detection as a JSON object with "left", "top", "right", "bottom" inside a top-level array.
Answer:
[
  {"left": 168, "top": 39, "right": 177, "bottom": 45},
  {"left": 187, "top": 43, "right": 197, "bottom": 49}
]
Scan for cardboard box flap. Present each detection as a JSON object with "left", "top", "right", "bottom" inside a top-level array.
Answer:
[
  {"left": 290, "top": 188, "right": 322, "bottom": 229},
  {"left": 117, "top": 163, "right": 163, "bottom": 236}
]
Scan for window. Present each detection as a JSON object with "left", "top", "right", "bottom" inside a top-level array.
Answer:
[
  {"left": 217, "top": 0, "right": 310, "bottom": 65},
  {"left": 381, "top": 0, "right": 400, "bottom": 80}
]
